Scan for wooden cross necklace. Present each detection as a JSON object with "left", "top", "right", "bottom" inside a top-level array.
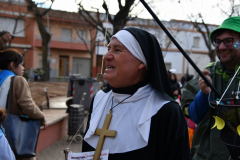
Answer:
[{"left": 93, "top": 95, "right": 132, "bottom": 160}]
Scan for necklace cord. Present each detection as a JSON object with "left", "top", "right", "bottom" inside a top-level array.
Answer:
[
  {"left": 66, "top": 112, "right": 89, "bottom": 150},
  {"left": 110, "top": 95, "right": 132, "bottom": 112}
]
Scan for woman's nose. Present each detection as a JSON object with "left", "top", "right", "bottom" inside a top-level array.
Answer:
[{"left": 104, "top": 51, "right": 113, "bottom": 60}]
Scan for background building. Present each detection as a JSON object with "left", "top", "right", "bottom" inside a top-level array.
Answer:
[
  {"left": 0, "top": 0, "right": 219, "bottom": 81},
  {"left": 96, "top": 18, "right": 219, "bottom": 80}
]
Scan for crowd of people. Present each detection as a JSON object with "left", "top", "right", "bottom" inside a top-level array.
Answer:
[{"left": 1, "top": 16, "right": 240, "bottom": 160}]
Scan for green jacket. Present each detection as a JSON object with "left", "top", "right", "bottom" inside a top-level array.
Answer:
[{"left": 182, "top": 61, "right": 238, "bottom": 160}]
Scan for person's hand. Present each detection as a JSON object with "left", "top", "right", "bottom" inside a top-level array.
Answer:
[
  {"left": 43, "top": 123, "right": 48, "bottom": 129},
  {"left": 2, "top": 31, "right": 12, "bottom": 42},
  {"left": 198, "top": 70, "right": 212, "bottom": 94}
]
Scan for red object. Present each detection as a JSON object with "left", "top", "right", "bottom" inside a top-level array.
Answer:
[
  {"left": 72, "top": 83, "right": 75, "bottom": 97},
  {"left": 90, "top": 85, "right": 94, "bottom": 98},
  {"left": 187, "top": 119, "right": 196, "bottom": 129}
]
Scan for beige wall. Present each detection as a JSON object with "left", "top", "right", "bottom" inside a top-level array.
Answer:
[
  {"left": 34, "top": 20, "right": 91, "bottom": 42},
  {"left": 32, "top": 16, "right": 96, "bottom": 78},
  {"left": 33, "top": 48, "right": 90, "bottom": 70}
]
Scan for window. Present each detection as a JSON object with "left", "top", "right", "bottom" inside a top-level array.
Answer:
[
  {"left": 38, "top": 54, "right": 42, "bottom": 68},
  {"left": 96, "top": 26, "right": 113, "bottom": 42},
  {"left": 61, "top": 28, "right": 72, "bottom": 42},
  {"left": 0, "top": 17, "right": 25, "bottom": 37},
  {"left": 39, "top": 59, "right": 42, "bottom": 68},
  {"left": 193, "top": 37, "right": 200, "bottom": 48},
  {"left": 165, "top": 36, "right": 172, "bottom": 47},
  {"left": 165, "top": 63, "right": 171, "bottom": 72},
  {"left": 107, "top": 28, "right": 113, "bottom": 35},
  {"left": 77, "top": 30, "right": 87, "bottom": 42},
  {"left": 2, "top": 0, "right": 25, "bottom": 4},
  {"left": 96, "top": 31, "right": 104, "bottom": 41}
]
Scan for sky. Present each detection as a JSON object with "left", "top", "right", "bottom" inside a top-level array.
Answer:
[{"left": 36, "top": 0, "right": 239, "bottom": 25}]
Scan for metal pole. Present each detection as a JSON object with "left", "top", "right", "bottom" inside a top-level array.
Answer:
[
  {"left": 96, "top": 40, "right": 99, "bottom": 76},
  {"left": 140, "top": 0, "right": 221, "bottom": 97},
  {"left": 47, "top": 13, "right": 51, "bottom": 81}
]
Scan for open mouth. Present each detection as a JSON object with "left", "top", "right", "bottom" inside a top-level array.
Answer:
[
  {"left": 220, "top": 52, "right": 230, "bottom": 55},
  {"left": 107, "top": 66, "right": 115, "bottom": 69},
  {"left": 218, "top": 50, "right": 231, "bottom": 56}
]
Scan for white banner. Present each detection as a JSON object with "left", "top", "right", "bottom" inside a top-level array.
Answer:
[{"left": 67, "top": 149, "right": 109, "bottom": 160}]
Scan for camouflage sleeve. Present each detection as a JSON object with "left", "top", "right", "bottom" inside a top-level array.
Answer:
[
  {"left": 181, "top": 62, "right": 215, "bottom": 118},
  {"left": 181, "top": 75, "right": 200, "bottom": 118}
]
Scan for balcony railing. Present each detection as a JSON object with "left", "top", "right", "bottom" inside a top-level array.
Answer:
[{"left": 35, "top": 35, "right": 90, "bottom": 44}]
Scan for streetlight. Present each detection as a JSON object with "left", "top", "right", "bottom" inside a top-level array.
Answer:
[
  {"left": 95, "top": 38, "right": 106, "bottom": 77},
  {"left": 96, "top": 39, "right": 99, "bottom": 76}
]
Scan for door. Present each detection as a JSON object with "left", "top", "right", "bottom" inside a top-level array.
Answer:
[{"left": 59, "top": 56, "right": 69, "bottom": 76}]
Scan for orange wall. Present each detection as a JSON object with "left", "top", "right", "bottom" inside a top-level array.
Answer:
[
  {"left": 1, "top": 2, "right": 97, "bottom": 74},
  {"left": 36, "top": 118, "right": 67, "bottom": 153},
  {"left": 0, "top": 2, "right": 33, "bottom": 70},
  {"left": 33, "top": 48, "right": 90, "bottom": 70},
  {"left": 32, "top": 17, "right": 95, "bottom": 72}
]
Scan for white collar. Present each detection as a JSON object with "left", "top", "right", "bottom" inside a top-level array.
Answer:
[{"left": 84, "top": 84, "right": 169, "bottom": 153}]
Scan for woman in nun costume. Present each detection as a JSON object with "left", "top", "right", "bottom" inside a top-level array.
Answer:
[{"left": 82, "top": 28, "right": 191, "bottom": 160}]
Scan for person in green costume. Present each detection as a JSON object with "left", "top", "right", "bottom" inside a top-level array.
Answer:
[{"left": 181, "top": 16, "right": 240, "bottom": 160}]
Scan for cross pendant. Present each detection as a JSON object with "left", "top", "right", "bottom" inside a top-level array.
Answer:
[{"left": 93, "top": 110, "right": 117, "bottom": 160}]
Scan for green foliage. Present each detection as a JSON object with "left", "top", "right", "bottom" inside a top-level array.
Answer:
[
  {"left": 57, "top": 76, "right": 62, "bottom": 82},
  {"left": 23, "top": 70, "right": 29, "bottom": 80},
  {"left": 35, "top": 68, "right": 45, "bottom": 81}
]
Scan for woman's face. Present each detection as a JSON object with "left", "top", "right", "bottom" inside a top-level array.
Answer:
[
  {"left": 14, "top": 62, "right": 24, "bottom": 76},
  {"left": 171, "top": 74, "right": 175, "bottom": 81}
]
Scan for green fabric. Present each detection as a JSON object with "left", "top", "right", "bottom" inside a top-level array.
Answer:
[
  {"left": 210, "top": 16, "right": 240, "bottom": 42},
  {"left": 204, "top": 62, "right": 215, "bottom": 69},
  {"left": 215, "top": 66, "right": 230, "bottom": 81},
  {"left": 181, "top": 61, "right": 238, "bottom": 160}
]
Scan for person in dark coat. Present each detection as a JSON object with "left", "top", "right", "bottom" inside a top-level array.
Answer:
[{"left": 169, "top": 73, "right": 181, "bottom": 95}]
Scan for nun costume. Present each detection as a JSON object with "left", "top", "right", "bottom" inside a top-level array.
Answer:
[{"left": 82, "top": 28, "right": 190, "bottom": 160}]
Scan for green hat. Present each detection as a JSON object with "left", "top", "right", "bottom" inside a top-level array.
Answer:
[{"left": 210, "top": 16, "right": 240, "bottom": 43}]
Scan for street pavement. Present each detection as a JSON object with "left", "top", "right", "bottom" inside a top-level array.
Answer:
[
  {"left": 36, "top": 96, "right": 88, "bottom": 160},
  {"left": 36, "top": 134, "right": 83, "bottom": 160}
]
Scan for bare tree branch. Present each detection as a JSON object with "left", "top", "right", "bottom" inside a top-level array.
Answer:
[
  {"left": 217, "top": 0, "right": 240, "bottom": 17},
  {"left": 5, "top": 0, "right": 31, "bottom": 48},
  {"left": 77, "top": 0, "right": 138, "bottom": 43},
  {"left": 73, "top": 17, "right": 97, "bottom": 76},
  {"left": 41, "top": 0, "right": 54, "bottom": 16},
  {"left": 78, "top": 2, "right": 111, "bottom": 42},
  {"left": 26, "top": 0, "right": 53, "bottom": 81},
  {"left": 187, "top": 13, "right": 216, "bottom": 62}
]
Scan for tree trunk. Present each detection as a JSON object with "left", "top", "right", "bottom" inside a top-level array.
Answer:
[
  {"left": 26, "top": 0, "right": 52, "bottom": 81},
  {"left": 209, "top": 49, "right": 216, "bottom": 62},
  {"left": 35, "top": 15, "right": 51, "bottom": 81}
]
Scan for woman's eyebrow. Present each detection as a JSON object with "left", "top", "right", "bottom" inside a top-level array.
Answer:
[
  {"left": 112, "top": 44, "right": 122, "bottom": 48},
  {"left": 107, "top": 43, "right": 124, "bottom": 49}
]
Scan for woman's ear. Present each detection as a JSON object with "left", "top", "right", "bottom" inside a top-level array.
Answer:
[
  {"left": 9, "top": 62, "right": 15, "bottom": 71},
  {"left": 139, "top": 62, "right": 146, "bottom": 70}
]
